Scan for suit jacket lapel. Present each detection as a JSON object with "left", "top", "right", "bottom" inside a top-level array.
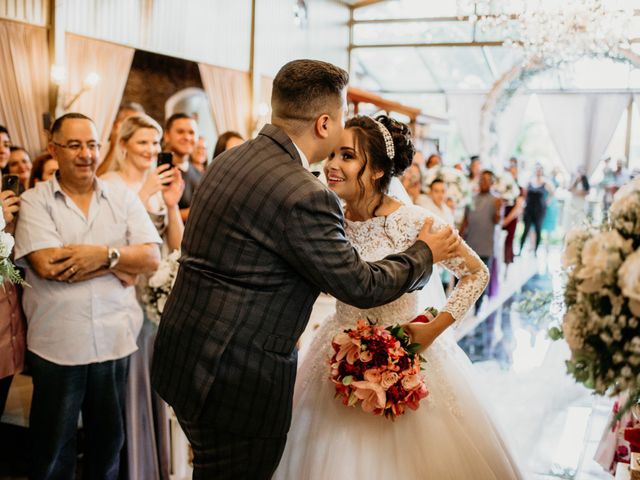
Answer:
[{"left": 258, "top": 124, "right": 303, "bottom": 167}]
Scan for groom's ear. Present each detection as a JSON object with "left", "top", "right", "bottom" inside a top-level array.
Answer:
[{"left": 314, "top": 114, "right": 331, "bottom": 140}]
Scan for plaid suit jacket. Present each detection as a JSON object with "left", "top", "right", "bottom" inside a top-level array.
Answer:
[{"left": 151, "top": 124, "right": 433, "bottom": 438}]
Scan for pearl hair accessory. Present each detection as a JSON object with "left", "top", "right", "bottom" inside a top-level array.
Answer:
[{"left": 372, "top": 118, "right": 395, "bottom": 161}]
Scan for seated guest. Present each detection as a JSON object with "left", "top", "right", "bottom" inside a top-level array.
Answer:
[
  {"left": 212, "top": 130, "right": 244, "bottom": 159},
  {"left": 0, "top": 125, "right": 11, "bottom": 169},
  {"left": 96, "top": 102, "right": 145, "bottom": 176},
  {"left": 28, "top": 152, "right": 59, "bottom": 188},
  {"left": 190, "top": 136, "right": 208, "bottom": 173},
  {"left": 163, "top": 113, "right": 201, "bottom": 222},
  {"left": 15, "top": 113, "right": 161, "bottom": 480},
  {"left": 6, "top": 147, "right": 32, "bottom": 192},
  {"left": 0, "top": 125, "right": 24, "bottom": 418},
  {"left": 417, "top": 178, "right": 455, "bottom": 226},
  {"left": 101, "top": 113, "right": 183, "bottom": 480}
]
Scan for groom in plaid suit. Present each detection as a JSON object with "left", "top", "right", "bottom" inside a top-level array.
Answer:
[{"left": 152, "top": 59, "right": 459, "bottom": 479}]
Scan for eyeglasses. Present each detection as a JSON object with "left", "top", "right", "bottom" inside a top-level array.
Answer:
[{"left": 52, "top": 141, "right": 101, "bottom": 153}]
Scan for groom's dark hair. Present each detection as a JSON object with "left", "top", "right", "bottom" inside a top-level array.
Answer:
[{"left": 271, "top": 59, "right": 348, "bottom": 129}]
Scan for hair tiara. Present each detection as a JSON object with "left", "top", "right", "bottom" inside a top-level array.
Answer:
[{"left": 371, "top": 118, "right": 395, "bottom": 161}]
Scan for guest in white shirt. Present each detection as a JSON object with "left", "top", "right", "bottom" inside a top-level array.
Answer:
[
  {"left": 416, "top": 178, "right": 455, "bottom": 225},
  {"left": 14, "top": 113, "right": 161, "bottom": 480}
]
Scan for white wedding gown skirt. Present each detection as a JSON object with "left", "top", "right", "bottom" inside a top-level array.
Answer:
[{"left": 274, "top": 317, "right": 522, "bottom": 480}]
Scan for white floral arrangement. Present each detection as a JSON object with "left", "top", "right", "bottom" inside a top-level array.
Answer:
[
  {"left": 493, "top": 171, "right": 521, "bottom": 204},
  {"left": 550, "top": 176, "right": 640, "bottom": 415},
  {"left": 0, "top": 231, "right": 25, "bottom": 285},
  {"left": 142, "top": 249, "right": 180, "bottom": 325},
  {"left": 422, "top": 166, "right": 472, "bottom": 209}
]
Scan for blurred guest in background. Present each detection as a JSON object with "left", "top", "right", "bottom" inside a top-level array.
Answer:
[
  {"left": 461, "top": 170, "right": 502, "bottom": 314},
  {"left": 163, "top": 113, "right": 200, "bottom": 222},
  {"left": 426, "top": 153, "right": 441, "bottom": 169},
  {"left": 6, "top": 147, "right": 32, "bottom": 192},
  {"left": 0, "top": 125, "right": 11, "bottom": 169},
  {"left": 502, "top": 159, "right": 524, "bottom": 278},
  {"left": 29, "top": 152, "right": 58, "bottom": 188},
  {"left": 519, "top": 165, "right": 549, "bottom": 256},
  {"left": 418, "top": 178, "right": 455, "bottom": 226},
  {"left": 212, "top": 131, "right": 244, "bottom": 160},
  {"left": 97, "top": 102, "right": 145, "bottom": 176},
  {"left": 190, "top": 137, "right": 209, "bottom": 173}
]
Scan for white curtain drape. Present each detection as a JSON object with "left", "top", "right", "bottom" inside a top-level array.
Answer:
[
  {"left": 0, "top": 20, "right": 49, "bottom": 156},
  {"left": 64, "top": 34, "right": 134, "bottom": 147},
  {"left": 538, "top": 93, "right": 630, "bottom": 175},
  {"left": 198, "top": 63, "right": 251, "bottom": 140},
  {"left": 496, "top": 95, "right": 530, "bottom": 166},
  {"left": 446, "top": 94, "right": 486, "bottom": 157}
]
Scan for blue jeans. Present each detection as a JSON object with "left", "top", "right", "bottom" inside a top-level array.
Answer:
[{"left": 28, "top": 351, "right": 129, "bottom": 480}]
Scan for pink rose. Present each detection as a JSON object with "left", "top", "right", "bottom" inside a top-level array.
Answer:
[
  {"left": 380, "top": 371, "right": 399, "bottom": 390},
  {"left": 351, "top": 381, "right": 386, "bottom": 413},
  {"left": 364, "top": 368, "right": 382, "bottom": 383},
  {"left": 401, "top": 374, "right": 422, "bottom": 391}
]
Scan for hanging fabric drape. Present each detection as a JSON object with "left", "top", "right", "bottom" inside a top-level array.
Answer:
[
  {"left": 446, "top": 94, "right": 486, "bottom": 157},
  {"left": 198, "top": 63, "right": 251, "bottom": 140},
  {"left": 0, "top": 20, "right": 49, "bottom": 156},
  {"left": 538, "top": 93, "right": 630, "bottom": 175},
  {"left": 495, "top": 95, "right": 530, "bottom": 166},
  {"left": 64, "top": 34, "right": 134, "bottom": 147}
]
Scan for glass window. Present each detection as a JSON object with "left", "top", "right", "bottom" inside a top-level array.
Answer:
[
  {"left": 351, "top": 48, "right": 442, "bottom": 91},
  {"left": 353, "top": 21, "right": 473, "bottom": 46},
  {"left": 354, "top": 0, "right": 459, "bottom": 21},
  {"left": 418, "top": 47, "right": 494, "bottom": 90}
]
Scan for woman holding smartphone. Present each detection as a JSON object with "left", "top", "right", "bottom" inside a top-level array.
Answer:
[{"left": 101, "top": 113, "right": 184, "bottom": 480}]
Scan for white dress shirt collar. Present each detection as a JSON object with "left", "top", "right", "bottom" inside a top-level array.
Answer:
[{"left": 292, "top": 142, "right": 310, "bottom": 171}]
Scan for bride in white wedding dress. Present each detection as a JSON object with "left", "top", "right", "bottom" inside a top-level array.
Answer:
[{"left": 273, "top": 115, "right": 523, "bottom": 480}]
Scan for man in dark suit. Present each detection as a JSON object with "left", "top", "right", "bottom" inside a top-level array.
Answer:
[{"left": 151, "top": 59, "right": 459, "bottom": 479}]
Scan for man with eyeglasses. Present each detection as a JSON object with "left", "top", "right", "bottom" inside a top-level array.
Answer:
[{"left": 14, "top": 113, "right": 162, "bottom": 479}]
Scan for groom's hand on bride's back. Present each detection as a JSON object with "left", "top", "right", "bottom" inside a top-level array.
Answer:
[{"left": 417, "top": 217, "right": 460, "bottom": 263}]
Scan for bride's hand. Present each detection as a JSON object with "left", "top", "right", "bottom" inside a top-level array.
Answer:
[{"left": 402, "top": 311, "right": 456, "bottom": 353}]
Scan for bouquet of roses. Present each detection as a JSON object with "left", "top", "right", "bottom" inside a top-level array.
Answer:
[
  {"left": 422, "top": 166, "right": 472, "bottom": 209},
  {"left": 329, "top": 309, "right": 438, "bottom": 420},
  {"left": 550, "top": 176, "right": 640, "bottom": 415},
  {"left": 141, "top": 249, "right": 180, "bottom": 325},
  {"left": 0, "top": 230, "right": 25, "bottom": 286},
  {"left": 493, "top": 171, "right": 520, "bottom": 204}
]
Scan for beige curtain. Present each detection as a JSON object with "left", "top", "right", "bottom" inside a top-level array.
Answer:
[
  {"left": 198, "top": 63, "right": 251, "bottom": 139},
  {"left": 0, "top": 20, "right": 49, "bottom": 156},
  {"left": 64, "top": 34, "right": 134, "bottom": 146}
]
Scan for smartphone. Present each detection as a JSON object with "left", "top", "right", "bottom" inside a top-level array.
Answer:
[
  {"left": 1, "top": 174, "right": 20, "bottom": 195},
  {"left": 157, "top": 152, "right": 173, "bottom": 169}
]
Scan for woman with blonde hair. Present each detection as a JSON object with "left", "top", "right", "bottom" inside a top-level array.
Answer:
[{"left": 101, "top": 113, "right": 184, "bottom": 480}]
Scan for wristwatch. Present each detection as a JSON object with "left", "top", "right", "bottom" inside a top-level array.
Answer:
[{"left": 107, "top": 247, "right": 121, "bottom": 269}]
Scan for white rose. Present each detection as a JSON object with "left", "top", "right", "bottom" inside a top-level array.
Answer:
[
  {"left": 0, "top": 231, "right": 15, "bottom": 258},
  {"left": 562, "top": 228, "right": 591, "bottom": 268},
  {"left": 577, "top": 231, "right": 632, "bottom": 290},
  {"left": 148, "top": 262, "right": 172, "bottom": 289},
  {"left": 157, "top": 294, "right": 167, "bottom": 314},
  {"left": 562, "top": 307, "right": 585, "bottom": 351},
  {"left": 618, "top": 250, "right": 640, "bottom": 316}
]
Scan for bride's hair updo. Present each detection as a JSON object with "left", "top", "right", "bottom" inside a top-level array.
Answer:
[{"left": 345, "top": 115, "right": 415, "bottom": 196}]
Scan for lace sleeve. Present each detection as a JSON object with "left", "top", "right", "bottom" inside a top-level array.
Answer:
[
  {"left": 439, "top": 239, "right": 489, "bottom": 321},
  {"left": 401, "top": 204, "right": 489, "bottom": 321}
]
